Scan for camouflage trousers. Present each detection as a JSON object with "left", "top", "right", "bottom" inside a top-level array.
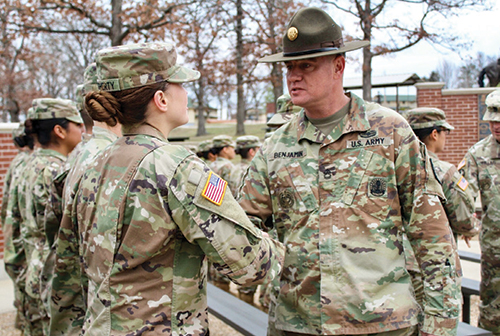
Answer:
[{"left": 479, "top": 245, "right": 500, "bottom": 335}]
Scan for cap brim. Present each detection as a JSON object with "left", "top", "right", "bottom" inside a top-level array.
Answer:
[
  {"left": 442, "top": 122, "right": 455, "bottom": 130},
  {"left": 66, "top": 115, "right": 84, "bottom": 124},
  {"left": 259, "top": 40, "right": 370, "bottom": 63},
  {"left": 483, "top": 111, "right": 500, "bottom": 122},
  {"left": 168, "top": 66, "right": 201, "bottom": 83},
  {"left": 267, "top": 113, "right": 292, "bottom": 127}
]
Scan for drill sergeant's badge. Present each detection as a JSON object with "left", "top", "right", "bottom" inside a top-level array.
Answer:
[
  {"left": 287, "top": 27, "right": 298, "bottom": 41},
  {"left": 359, "top": 130, "right": 377, "bottom": 138},
  {"left": 279, "top": 190, "right": 295, "bottom": 208},
  {"left": 369, "top": 177, "right": 387, "bottom": 197}
]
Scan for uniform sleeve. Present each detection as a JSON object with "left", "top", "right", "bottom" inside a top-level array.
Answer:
[
  {"left": 441, "top": 164, "right": 479, "bottom": 237},
  {"left": 397, "top": 133, "right": 460, "bottom": 335},
  {"left": 41, "top": 164, "right": 63, "bottom": 248},
  {"left": 1, "top": 164, "right": 15, "bottom": 225},
  {"left": 237, "top": 146, "right": 273, "bottom": 230},
  {"left": 459, "top": 152, "right": 480, "bottom": 202},
  {"left": 49, "top": 176, "right": 87, "bottom": 335},
  {"left": 2, "top": 183, "right": 26, "bottom": 283},
  {"left": 167, "top": 156, "right": 284, "bottom": 286}
]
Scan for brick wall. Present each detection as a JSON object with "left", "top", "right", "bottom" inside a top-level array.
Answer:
[
  {"left": 0, "top": 123, "right": 21, "bottom": 259},
  {"left": 415, "top": 82, "right": 496, "bottom": 166}
]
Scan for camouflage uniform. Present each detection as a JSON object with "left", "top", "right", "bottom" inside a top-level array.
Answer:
[
  {"left": 231, "top": 135, "right": 262, "bottom": 197},
  {"left": 70, "top": 124, "right": 283, "bottom": 335},
  {"left": 210, "top": 135, "right": 237, "bottom": 194},
  {"left": 1, "top": 128, "right": 31, "bottom": 330},
  {"left": 20, "top": 98, "right": 83, "bottom": 335},
  {"left": 460, "top": 89, "right": 500, "bottom": 334},
  {"left": 61, "top": 42, "right": 284, "bottom": 335},
  {"left": 239, "top": 92, "right": 461, "bottom": 336},
  {"left": 50, "top": 126, "right": 118, "bottom": 335}
]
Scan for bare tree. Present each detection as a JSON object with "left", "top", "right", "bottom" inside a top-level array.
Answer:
[
  {"left": 175, "top": 0, "right": 226, "bottom": 136},
  {"left": 17, "top": 0, "right": 196, "bottom": 46},
  {"left": 321, "top": 0, "right": 489, "bottom": 101}
]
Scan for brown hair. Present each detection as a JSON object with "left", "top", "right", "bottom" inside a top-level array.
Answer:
[{"left": 85, "top": 81, "right": 168, "bottom": 127}]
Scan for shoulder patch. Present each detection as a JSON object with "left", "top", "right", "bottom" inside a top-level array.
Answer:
[
  {"left": 457, "top": 176, "right": 469, "bottom": 191},
  {"left": 457, "top": 158, "right": 466, "bottom": 171},
  {"left": 202, "top": 172, "right": 227, "bottom": 205}
]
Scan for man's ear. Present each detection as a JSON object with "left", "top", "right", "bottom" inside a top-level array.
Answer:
[
  {"left": 333, "top": 55, "right": 345, "bottom": 78},
  {"left": 53, "top": 124, "right": 67, "bottom": 140}
]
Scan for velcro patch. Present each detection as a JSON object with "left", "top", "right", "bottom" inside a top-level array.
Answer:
[
  {"left": 457, "top": 158, "right": 466, "bottom": 171},
  {"left": 202, "top": 172, "right": 227, "bottom": 205},
  {"left": 457, "top": 176, "right": 469, "bottom": 191}
]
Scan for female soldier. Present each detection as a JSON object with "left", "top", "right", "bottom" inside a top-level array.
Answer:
[
  {"left": 66, "top": 42, "right": 283, "bottom": 335},
  {"left": 50, "top": 64, "right": 122, "bottom": 335},
  {"left": 1, "top": 121, "right": 34, "bottom": 332},
  {"left": 20, "top": 98, "right": 83, "bottom": 335}
]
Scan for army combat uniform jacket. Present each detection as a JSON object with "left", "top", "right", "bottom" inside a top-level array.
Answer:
[
  {"left": 239, "top": 93, "right": 460, "bottom": 336},
  {"left": 429, "top": 151, "right": 479, "bottom": 237},
  {"left": 460, "top": 134, "right": 500, "bottom": 333},
  {"left": 70, "top": 124, "right": 284, "bottom": 335},
  {"left": 50, "top": 126, "right": 119, "bottom": 335},
  {"left": 231, "top": 158, "right": 250, "bottom": 198}
]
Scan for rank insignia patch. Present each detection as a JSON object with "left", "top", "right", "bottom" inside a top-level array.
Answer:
[{"left": 202, "top": 172, "right": 227, "bottom": 205}]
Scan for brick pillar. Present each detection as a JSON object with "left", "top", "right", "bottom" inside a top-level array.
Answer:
[
  {"left": 0, "top": 123, "right": 21, "bottom": 259},
  {"left": 415, "top": 82, "right": 445, "bottom": 108}
]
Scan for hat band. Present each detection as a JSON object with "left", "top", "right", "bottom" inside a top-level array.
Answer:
[
  {"left": 98, "top": 65, "right": 181, "bottom": 92},
  {"left": 284, "top": 38, "right": 344, "bottom": 57}
]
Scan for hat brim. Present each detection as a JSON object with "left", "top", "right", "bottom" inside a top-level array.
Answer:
[
  {"left": 267, "top": 113, "right": 292, "bottom": 127},
  {"left": 483, "top": 111, "right": 500, "bottom": 122},
  {"left": 259, "top": 40, "right": 370, "bottom": 63},
  {"left": 66, "top": 115, "right": 84, "bottom": 124},
  {"left": 442, "top": 122, "right": 455, "bottom": 130},
  {"left": 168, "top": 66, "right": 201, "bottom": 83}
]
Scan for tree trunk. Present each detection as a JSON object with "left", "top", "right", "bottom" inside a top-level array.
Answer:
[
  {"left": 235, "top": 0, "right": 245, "bottom": 135},
  {"left": 110, "top": 0, "right": 124, "bottom": 46},
  {"left": 362, "top": 46, "right": 372, "bottom": 102},
  {"left": 196, "top": 77, "right": 207, "bottom": 136}
]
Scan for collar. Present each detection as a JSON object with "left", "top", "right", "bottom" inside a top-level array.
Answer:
[
  {"left": 122, "top": 123, "right": 168, "bottom": 142},
  {"left": 93, "top": 126, "right": 120, "bottom": 142},
  {"left": 489, "top": 135, "right": 500, "bottom": 159},
  {"left": 296, "top": 92, "right": 371, "bottom": 144},
  {"left": 37, "top": 148, "right": 67, "bottom": 160}
]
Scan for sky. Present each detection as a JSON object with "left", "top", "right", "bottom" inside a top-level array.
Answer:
[{"left": 337, "top": 1, "right": 500, "bottom": 82}]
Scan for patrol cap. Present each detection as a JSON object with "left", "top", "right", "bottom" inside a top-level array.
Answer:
[
  {"left": 31, "top": 98, "right": 84, "bottom": 124},
  {"left": 26, "top": 107, "right": 35, "bottom": 119},
  {"left": 267, "top": 93, "right": 303, "bottom": 127},
  {"left": 236, "top": 135, "right": 262, "bottom": 149},
  {"left": 12, "top": 125, "right": 24, "bottom": 138},
  {"left": 96, "top": 42, "right": 201, "bottom": 92},
  {"left": 212, "top": 135, "right": 235, "bottom": 148},
  {"left": 404, "top": 107, "right": 454, "bottom": 131},
  {"left": 483, "top": 89, "right": 500, "bottom": 122},
  {"left": 197, "top": 139, "right": 213, "bottom": 153},
  {"left": 75, "top": 84, "right": 84, "bottom": 111},
  {"left": 83, "top": 62, "right": 98, "bottom": 95},
  {"left": 259, "top": 7, "right": 369, "bottom": 63}
]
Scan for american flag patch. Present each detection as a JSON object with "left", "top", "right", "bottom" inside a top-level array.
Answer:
[
  {"left": 457, "top": 176, "right": 469, "bottom": 191},
  {"left": 202, "top": 172, "right": 227, "bottom": 205},
  {"left": 457, "top": 158, "right": 466, "bottom": 171}
]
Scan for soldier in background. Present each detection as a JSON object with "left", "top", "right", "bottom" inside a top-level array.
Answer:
[
  {"left": 239, "top": 7, "right": 460, "bottom": 336},
  {"left": 210, "top": 135, "right": 236, "bottom": 193},
  {"left": 459, "top": 89, "right": 500, "bottom": 334},
  {"left": 231, "top": 135, "right": 261, "bottom": 198},
  {"left": 19, "top": 98, "right": 83, "bottom": 335},
  {"left": 196, "top": 139, "right": 216, "bottom": 163},
  {"left": 403, "top": 107, "right": 479, "bottom": 311},
  {"left": 1, "top": 122, "right": 34, "bottom": 332},
  {"left": 65, "top": 42, "right": 283, "bottom": 335},
  {"left": 50, "top": 63, "right": 123, "bottom": 335}
]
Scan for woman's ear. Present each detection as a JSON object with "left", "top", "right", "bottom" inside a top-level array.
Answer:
[
  {"left": 429, "top": 129, "right": 439, "bottom": 141},
  {"left": 53, "top": 124, "right": 67, "bottom": 140},
  {"left": 153, "top": 90, "right": 169, "bottom": 113}
]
